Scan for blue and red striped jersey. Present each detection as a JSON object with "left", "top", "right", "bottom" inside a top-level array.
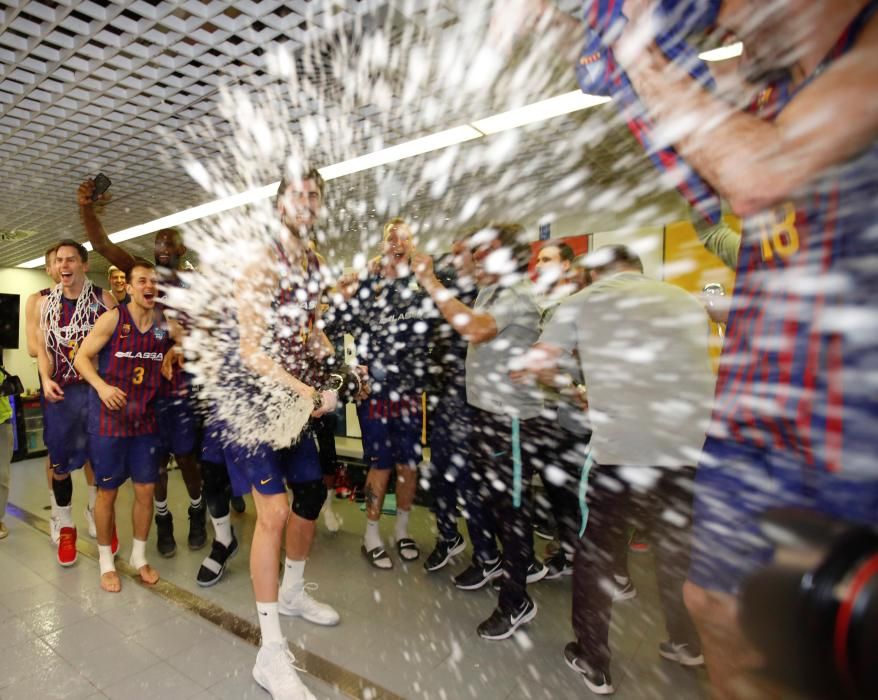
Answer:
[
  {"left": 48, "top": 286, "right": 107, "bottom": 388},
  {"left": 710, "top": 2, "right": 878, "bottom": 475},
  {"left": 89, "top": 304, "right": 172, "bottom": 436}
]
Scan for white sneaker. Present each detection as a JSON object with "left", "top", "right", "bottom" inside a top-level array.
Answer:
[
  {"left": 50, "top": 516, "right": 61, "bottom": 545},
  {"left": 252, "top": 641, "right": 316, "bottom": 700},
  {"left": 279, "top": 581, "right": 340, "bottom": 626},
  {"left": 322, "top": 507, "right": 342, "bottom": 533},
  {"left": 85, "top": 506, "right": 97, "bottom": 539}
]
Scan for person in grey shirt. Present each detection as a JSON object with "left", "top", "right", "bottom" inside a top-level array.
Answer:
[
  {"left": 531, "top": 243, "right": 592, "bottom": 580},
  {"left": 413, "top": 222, "right": 543, "bottom": 642},
  {"left": 536, "top": 244, "right": 716, "bottom": 692}
]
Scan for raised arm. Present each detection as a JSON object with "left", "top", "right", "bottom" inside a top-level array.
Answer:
[
  {"left": 77, "top": 179, "right": 137, "bottom": 272},
  {"left": 35, "top": 297, "right": 63, "bottom": 402},
  {"left": 101, "top": 288, "right": 118, "bottom": 310},
  {"left": 412, "top": 252, "right": 498, "bottom": 344},
  {"left": 73, "top": 308, "right": 127, "bottom": 410},
  {"left": 616, "top": 7, "right": 878, "bottom": 216},
  {"left": 693, "top": 218, "right": 741, "bottom": 270},
  {"left": 25, "top": 290, "right": 45, "bottom": 358}
]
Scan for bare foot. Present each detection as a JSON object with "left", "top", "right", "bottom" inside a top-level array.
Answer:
[
  {"left": 100, "top": 570, "right": 121, "bottom": 593},
  {"left": 137, "top": 563, "right": 159, "bottom": 585}
]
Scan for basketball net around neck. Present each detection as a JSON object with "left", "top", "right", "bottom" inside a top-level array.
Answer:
[{"left": 40, "top": 279, "right": 107, "bottom": 380}]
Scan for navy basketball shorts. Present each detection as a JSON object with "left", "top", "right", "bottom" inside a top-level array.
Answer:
[
  {"left": 690, "top": 434, "right": 878, "bottom": 594},
  {"left": 225, "top": 432, "right": 322, "bottom": 497},
  {"left": 44, "top": 382, "right": 90, "bottom": 475},
  {"left": 156, "top": 396, "right": 198, "bottom": 458},
  {"left": 356, "top": 394, "right": 423, "bottom": 470},
  {"left": 89, "top": 433, "right": 161, "bottom": 489}
]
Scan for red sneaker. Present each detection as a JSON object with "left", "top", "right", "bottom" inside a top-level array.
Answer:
[
  {"left": 334, "top": 465, "right": 352, "bottom": 499},
  {"left": 57, "top": 527, "right": 78, "bottom": 566},
  {"left": 111, "top": 525, "right": 120, "bottom": 556},
  {"left": 629, "top": 531, "right": 650, "bottom": 554}
]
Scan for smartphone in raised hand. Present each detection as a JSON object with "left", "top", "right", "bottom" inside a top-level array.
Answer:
[{"left": 92, "top": 173, "right": 111, "bottom": 201}]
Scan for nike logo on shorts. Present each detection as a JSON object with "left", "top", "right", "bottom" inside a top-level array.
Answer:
[
  {"left": 260, "top": 477, "right": 272, "bottom": 485},
  {"left": 102, "top": 476, "right": 113, "bottom": 482}
]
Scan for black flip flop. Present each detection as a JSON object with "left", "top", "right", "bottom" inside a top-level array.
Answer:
[
  {"left": 396, "top": 538, "right": 420, "bottom": 561},
  {"left": 362, "top": 545, "right": 394, "bottom": 570}
]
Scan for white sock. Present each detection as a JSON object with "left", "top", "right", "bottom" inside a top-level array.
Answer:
[
  {"left": 57, "top": 505, "right": 74, "bottom": 528},
  {"left": 323, "top": 491, "right": 334, "bottom": 511},
  {"left": 256, "top": 602, "right": 284, "bottom": 646},
  {"left": 614, "top": 574, "right": 629, "bottom": 586},
  {"left": 212, "top": 514, "right": 232, "bottom": 547},
  {"left": 190, "top": 495, "right": 203, "bottom": 510},
  {"left": 394, "top": 508, "right": 410, "bottom": 542},
  {"left": 130, "top": 538, "right": 148, "bottom": 570},
  {"left": 49, "top": 489, "right": 58, "bottom": 517},
  {"left": 154, "top": 499, "right": 169, "bottom": 517},
  {"left": 98, "top": 544, "right": 116, "bottom": 575},
  {"left": 280, "top": 558, "right": 306, "bottom": 598},
  {"left": 364, "top": 519, "right": 382, "bottom": 551},
  {"left": 87, "top": 485, "right": 98, "bottom": 511}
]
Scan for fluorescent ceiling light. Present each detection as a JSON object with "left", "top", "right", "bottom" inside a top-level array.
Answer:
[
  {"left": 472, "top": 91, "right": 610, "bottom": 134},
  {"left": 320, "top": 125, "right": 483, "bottom": 180},
  {"left": 17, "top": 90, "right": 609, "bottom": 269},
  {"left": 698, "top": 41, "right": 743, "bottom": 62}
]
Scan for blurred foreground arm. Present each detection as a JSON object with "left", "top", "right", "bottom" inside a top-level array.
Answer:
[{"left": 617, "top": 4, "right": 878, "bottom": 215}]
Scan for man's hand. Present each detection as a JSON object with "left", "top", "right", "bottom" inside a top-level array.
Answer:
[
  {"left": 337, "top": 272, "right": 360, "bottom": 301},
  {"left": 43, "top": 379, "right": 65, "bottom": 403},
  {"left": 565, "top": 383, "right": 589, "bottom": 411},
  {"left": 411, "top": 250, "right": 435, "bottom": 286},
  {"left": 98, "top": 384, "right": 127, "bottom": 411},
  {"left": 161, "top": 349, "right": 184, "bottom": 381},
  {"left": 77, "top": 179, "right": 111, "bottom": 208},
  {"left": 354, "top": 365, "right": 370, "bottom": 401},
  {"left": 310, "top": 389, "right": 339, "bottom": 419},
  {"left": 701, "top": 292, "right": 732, "bottom": 324},
  {"left": 508, "top": 368, "right": 534, "bottom": 385}
]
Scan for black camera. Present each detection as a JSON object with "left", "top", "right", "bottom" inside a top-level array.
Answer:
[
  {"left": 740, "top": 508, "right": 878, "bottom": 700},
  {"left": 0, "top": 366, "right": 24, "bottom": 397}
]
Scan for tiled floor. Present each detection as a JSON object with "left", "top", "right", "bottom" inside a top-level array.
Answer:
[{"left": 1, "top": 456, "right": 708, "bottom": 699}]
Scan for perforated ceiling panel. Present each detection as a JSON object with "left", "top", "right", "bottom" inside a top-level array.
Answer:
[{"left": 0, "top": 0, "right": 648, "bottom": 273}]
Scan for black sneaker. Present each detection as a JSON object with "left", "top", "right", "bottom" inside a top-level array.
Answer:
[
  {"left": 187, "top": 503, "right": 207, "bottom": 550},
  {"left": 453, "top": 558, "right": 502, "bottom": 590},
  {"left": 658, "top": 641, "right": 705, "bottom": 667},
  {"left": 230, "top": 495, "right": 246, "bottom": 514},
  {"left": 196, "top": 530, "right": 239, "bottom": 587},
  {"left": 155, "top": 512, "right": 176, "bottom": 558},
  {"left": 526, "top": 559, "right": 549, "bottom": 584},
  {"left": 477, "top": 598, "right": 537, "bottom": 640},
  {"left": 424, "top": 534, "right": 466, "bottom": 573},
  {"left": 564, "top": 642, "right": 615, "bottom": 695},
  {"left": 534, "top": 525, "right": 555, "bottom": 541},
  {"left": 613, "top": 576, "right": 637, "bottom": 601},
  {"left": 544, "top": 550, "right": 574, "bottom": 580}
]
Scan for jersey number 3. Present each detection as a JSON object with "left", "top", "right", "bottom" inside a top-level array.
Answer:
[
  {"left": 132, "top": 367, "right": 145, "bottom": 385},
  {"left": 760, "top": 202, "right": 800, "bottom": 262}
]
